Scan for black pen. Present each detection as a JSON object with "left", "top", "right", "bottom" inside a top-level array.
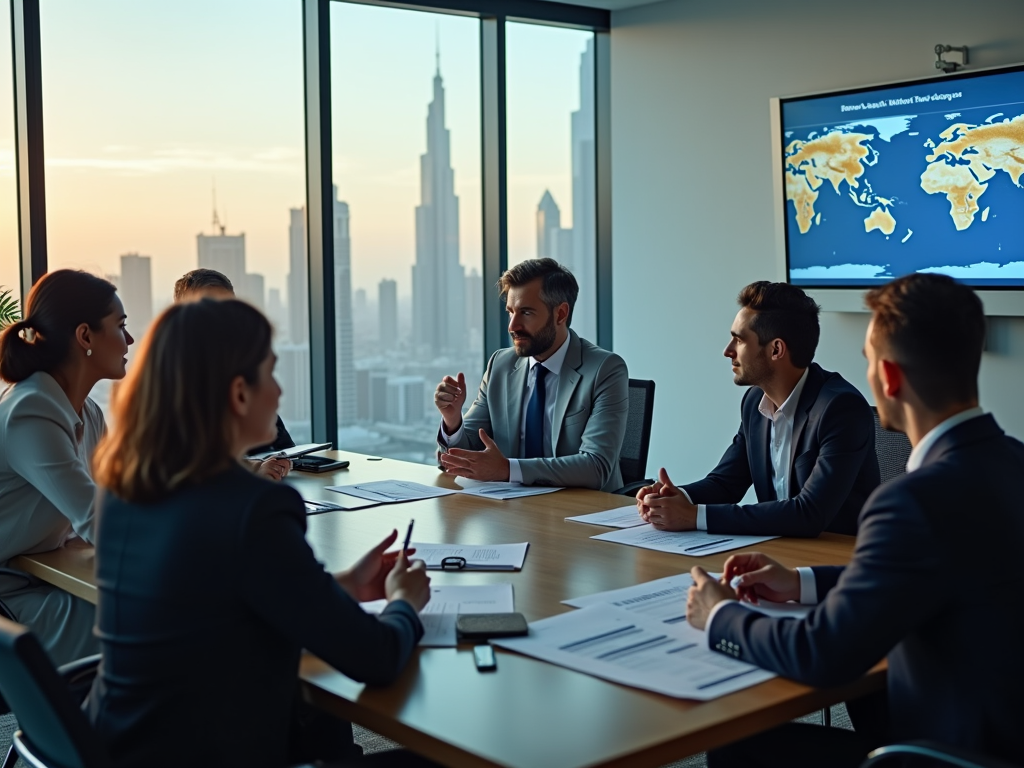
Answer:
[
  {"left": 402, "top": 519, "right": 415, "bottom": 554},
  {"left": 684, "top": 538, "right": 732, "bottom": 552}
]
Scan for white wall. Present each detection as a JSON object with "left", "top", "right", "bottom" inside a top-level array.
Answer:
[{"left": 610, "top": 0, "right": 1024, "bottom": 479}]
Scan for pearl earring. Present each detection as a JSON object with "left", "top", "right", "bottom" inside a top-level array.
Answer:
[{"left": 86, "top": 349, "right": 92, "bottom": 357}]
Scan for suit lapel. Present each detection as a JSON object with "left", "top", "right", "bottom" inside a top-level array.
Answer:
[
  {"left": 551, "top": 332, "right": 583, "bottom": 450},
  {"left": 507, "top": 356, "right": 528, "bottom": 458},
  {"left": 756, "top": 411, "right": 775, "bottom": 500},
  {"left": 790, "top": 364, "right": 824, "bottom": 455}
]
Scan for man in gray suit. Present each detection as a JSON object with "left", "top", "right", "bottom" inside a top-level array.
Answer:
[{"left": 434, "top": 258, "right": 629, "bottom": 492}]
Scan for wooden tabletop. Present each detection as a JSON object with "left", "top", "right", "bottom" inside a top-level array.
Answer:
[{"left": 14, "top": 451, "right": 884, "bottom": 768}]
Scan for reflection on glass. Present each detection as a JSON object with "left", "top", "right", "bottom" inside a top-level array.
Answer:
[
  {"left": 330, "top": 4, "right": 483, "bottom": 464},
  {"left": 0, "top": 6, "right": 19, "bottom": 318},
  {"left": 39, "top": 0, "right": 310, "bottom": 441},
  {"left": 507, "top": 23, "right": 596, "bottom": 340}
]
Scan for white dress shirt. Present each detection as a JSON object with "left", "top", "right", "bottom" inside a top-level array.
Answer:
[
  {"left": 0, "top": 371, "right": 103, "bottom": 570},
  {"left": 691, "top": 368, "right": 809, "bottom": 530},
  {"left": 442, "top": 334, "right": 571, "bottom": 483},
  {"left": 705, "top": 405, "right": 988, "bottom": 641}
]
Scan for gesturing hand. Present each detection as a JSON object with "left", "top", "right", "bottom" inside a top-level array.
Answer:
[
  {"left": 686, "top": 566, "right": 736, "bottom": 631},
  {"left": 338, "top": 530, "right": 417, "bottom": 603},
  {"left": 440, "top": 430, "right": 511, "bottom": 482},
  {"left": 435, "top": 372, "right": 467, "bottom": 434},
  {"left": 640, "top": 468, "right": 697, "bottom": 531},
  {"left": 385, "top": 551, "right": 432, "bottom": 613},
  {"left": 721, "top": 552, "right": 800, "bottom": 604}
]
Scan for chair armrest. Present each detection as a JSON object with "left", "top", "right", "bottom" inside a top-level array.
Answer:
[
  {"left": 613, "top": 480, "right": 653, "bottom": 497},
  {"left": 861, "top": 740, "right": 1019, "bottom": 768},
  {"left": 56, "top": 654, "right": 101, "bottom": 705}
]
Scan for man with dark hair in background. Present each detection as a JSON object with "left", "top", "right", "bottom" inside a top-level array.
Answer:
[
  {"left": 433, "top": 258, "right": 629, "bottom": 492},
  {"left": 637, "top": 281, "right": 879, "bottom": 536},
  {"left": 687, "top": 273, "right": 1024, "bottom": 767},
  {"left": 174, "top": 269, "right": 295, "bottom": 477}
]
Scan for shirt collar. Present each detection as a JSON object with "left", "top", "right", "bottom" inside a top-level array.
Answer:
[
  {"left": 906, "top": 406, "right": 985, "bottom": 472},
  {"left": 530, "top": 332, "right": 571, "bottom": 377},
  {"left": 758, "top": 367, "right": 809, "bottom": 423}
]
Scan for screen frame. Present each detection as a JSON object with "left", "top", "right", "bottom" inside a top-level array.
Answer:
[{"left": 771, "top": 62, "right": 1024, "bottom": 316}]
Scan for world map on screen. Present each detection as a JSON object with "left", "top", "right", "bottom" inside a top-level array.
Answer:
[{"left": 783, "top": 73, "right": 1024, "bottom": 286}]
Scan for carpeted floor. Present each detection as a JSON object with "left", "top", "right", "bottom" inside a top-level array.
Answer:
[{"left": 1, "top": 704, "right": 853, "bottom": 767}]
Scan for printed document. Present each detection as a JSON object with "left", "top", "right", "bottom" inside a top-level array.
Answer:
[
  {"left": 492, "top": 603, "right": 775, "bottom": 700},
  {"left": 592, "top": 525, "right": 778, "bottom": 556},
  {"left": 454, "top": 480, "right": 564, "bottom": 500},
  {"left": 409, "top": 542, "right": 529, "bottom": 571},
  {"left": 565, "top": 506, "right": 646, "bottom": 528},
  {"left": 362, "top": 583, "right": 514, "bottom": 647},
  {"left": 326, "top": 480, "right": 458, "bottom": 504}
]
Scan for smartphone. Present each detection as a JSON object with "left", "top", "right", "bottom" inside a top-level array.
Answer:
[
  {"left": 473, "top": 644, "right": 497, "bottom": 672},
  {"left": 293, "top": 457, "right": 350, "bottom": 473}
]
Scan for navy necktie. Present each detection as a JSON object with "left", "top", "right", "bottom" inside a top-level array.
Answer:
[{"left": 523, "top": 364, "right": 548, "bottom": 459}]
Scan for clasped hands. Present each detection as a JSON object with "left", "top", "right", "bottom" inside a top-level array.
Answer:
[
  {"left": 685, "top": 553, "right": 801, "bottom": 630},
  {"left": 635, "top": 467, "right": 698, "bottom": 530}
]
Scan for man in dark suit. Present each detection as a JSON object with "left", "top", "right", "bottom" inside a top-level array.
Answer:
[
  {"left": 686, "top": 273, "right": 1024, "bottom": 767},
  {"left": 434, "top": 259, "right": 629, "bottom": 492},
  {"left": 637, "top": 281, "right": 879, "bottom": 536}
]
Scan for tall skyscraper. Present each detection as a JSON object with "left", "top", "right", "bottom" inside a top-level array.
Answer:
[
  {"left": 536, "top": 191, "right": 572, "bottom": 262},
  {"left": 242, "top": 273, "right": 265, "bottom": 311},
  {"left": 288, "top": 207, "right": 307, "bottom": 344},
  {"left": 412, "top": 52, "right": 465, "bottom": 359},
  {"left": 379, "top": 278, "right": 398, "bottom": 349},
  {"left": 197, "top": 227, "right": 246, "bottom": 293},
  {"left": 464, "top": 268, "right": 482, "bottom": 353},
  {"left": 119, "top": 253, "right": 153, "bottom": 338},
  {"left": 571, "top": 37, "right": 597, "bottom": 336},
  {"left": 334, "top": 187, "right": 356, "bottom": 427}
]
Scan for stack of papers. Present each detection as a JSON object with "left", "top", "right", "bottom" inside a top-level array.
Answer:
[
  {"left": 454, "top": 480, "right": 564, "bottom": 500},
  {"left": 362, "top": 584, "right": 514, "bottom": 647},
  {"left": 326, "top": 480, "right": 458, "bottom": 504},
  {"left": 565, "top": 506, "right": 645, "bottom": 528},
  {"left": 591, "top": 525, "right": 778, "bottom": 556},
  {"left": 492, "top": 603, "right": 775, "bottom": 700},
  {"left": 410, "top": 542, "right": 529, "bottom": 571}
]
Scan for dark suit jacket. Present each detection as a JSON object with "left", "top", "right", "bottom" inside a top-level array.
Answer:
[
  {"left": 682, "top": 363, "right": 879, "bottom": 536},
  {"left": 86, "top": 465, "right": 422, "bottom": 768},
  {"left": 250, "top": 415, "right": 296, "bottom": 455},
  {"left": 439, "top": 330, "right": 629, "bottom": 492},
  {"left": 708, "top": 414, "right": 1024, "bottom": 765}
]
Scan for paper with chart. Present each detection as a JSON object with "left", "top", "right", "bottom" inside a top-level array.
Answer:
[
  {"left": 454, "top": 480, "right": 564, "bottom": 500},
  {"left": 565, "top": 505, "right": 645, "bottom": 528},
  {"left": 361, "top": 583, "right": 514, "bottom": 647},
  {"left": 325, "top": 480, "right": 458, "bottom": 504},
  {"left": 409, "top": 542, "right": 529, "bottom": 571},
  {"left": 592, "top": 525, "right": 778, "bottom": 556},
  {"left": 492, "top": 603, "right": 775, "bottom": 700},
  {"left": 563, "top": 574, "right": 813, "bottom": 623}
]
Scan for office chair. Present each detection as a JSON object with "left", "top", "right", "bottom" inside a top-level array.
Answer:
[
  {"left": 860, "top": 740, "right": 1019, "bottom": 768},
  {"left": 615, "top": 379, "right": 655, "bottom": 496},
  {"left": 871, "top": 406, "right": 912, "bottom": 484},
  {"left": 0, "top": 616, "right": 108, "bottom": 768}
]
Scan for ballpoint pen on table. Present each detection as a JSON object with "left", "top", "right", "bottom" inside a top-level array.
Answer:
[
  {"left": 402, "top": 519, "right": 414, "bottom": 554},
  {"left": 683, "top": 538, "right": 733, "bottom": 553}
]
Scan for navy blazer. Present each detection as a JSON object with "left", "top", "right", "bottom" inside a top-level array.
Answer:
[
  {"left": 708, "top": 414, "right": 1024, "bottom": 765},
  {"left": 682, "top": 363, "right": 879, "bottom": 536},
  {"left": 87, "top": 465, "right": 422, "bottom": 768}
]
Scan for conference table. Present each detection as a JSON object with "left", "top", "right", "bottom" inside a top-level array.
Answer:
[{"left": 14, "top": 451, "right": 884, "bottom": 768}]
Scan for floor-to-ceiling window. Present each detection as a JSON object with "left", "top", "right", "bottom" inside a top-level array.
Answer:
[
  {"left": 330, "top": 4, "right": 483, "bottom": 463},
  {"left": 0, "top": 6, "right": 20, "bottom": 319}
]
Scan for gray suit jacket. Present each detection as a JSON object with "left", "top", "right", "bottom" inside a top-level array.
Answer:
[{"left": 440, "top": 331, "right": 629, "bottom": 492}]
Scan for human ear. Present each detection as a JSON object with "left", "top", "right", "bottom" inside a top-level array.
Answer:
[
  {"left": 227, "top": 375, "right": 250, "bottom": 418},
  {"left": 75, "top": 323, "right": 92, "bottom": 352},
  {"left": 878, "top": 359, "right": 902, "bottom": 399},
  {"left": 556, "top": 303, "right": 569, "bottom": 326}
]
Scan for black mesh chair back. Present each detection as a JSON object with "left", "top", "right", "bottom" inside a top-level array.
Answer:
[
  {"left": 871, "top": 406, "right": 912, "bottom": 485},
  {"left": 0, "top": 617, "right": 108, "bottom": 768},
  {"left": 619, "top": 379, "right": 656, "bottom": 487}
]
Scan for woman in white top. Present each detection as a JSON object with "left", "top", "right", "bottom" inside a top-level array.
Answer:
[{"left": 0, "top": 270, "right": 134, "bottom": 665}]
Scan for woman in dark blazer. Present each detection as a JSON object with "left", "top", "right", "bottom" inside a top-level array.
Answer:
[{"left": 87, "top": 298, "right": 435, "bottom": 767}]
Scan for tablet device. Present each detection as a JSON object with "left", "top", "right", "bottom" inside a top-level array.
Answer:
[{"left": 248, "top": 442, "right": 333, "bottom": 461}]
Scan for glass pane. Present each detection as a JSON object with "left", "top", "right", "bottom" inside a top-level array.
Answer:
[
  {"left": 39, "top": 0, "right": 311, "bottom": 442},
  {"left": 507, "top": 23, "right": 596, "bottom": 340},
  {"left": 0, "top": 5, "right": 19, "bottom": 326},
  {"left": 330, "top": 3, "right": 483, "bottom": 463}
]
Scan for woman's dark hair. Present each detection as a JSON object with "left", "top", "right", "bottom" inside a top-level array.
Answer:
[
  {"left": 93, "top": 299, "right": 272, "bottom": 503},
  {"left": 0, "top": 270, "right": 117, "bottom": 383}
]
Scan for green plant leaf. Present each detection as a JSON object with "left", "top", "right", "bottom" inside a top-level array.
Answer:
[{"left": 0, "top": 287, "right": 22, "bottom": 328}]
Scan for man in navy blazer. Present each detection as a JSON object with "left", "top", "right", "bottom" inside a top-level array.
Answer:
[
  {"left": 637, "top": 281, "right": 879, "bottom": 536},
  {"left": 687, "top": 274, "right": 1024, "bottom": 767}
]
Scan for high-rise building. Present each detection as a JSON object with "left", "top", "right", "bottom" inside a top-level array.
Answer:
[
  {"left": 465, "top": 268, "right": 483, "bottom": 353},
  {"left": 571, "top": 37, "right": 597, "bottom": 337},
  {"left": 288, "top": 207, "right": 307, "bottom": 344},
  {"left": 276, "top": 342, "right": 310, "bottom": 439},
  {"left": 536, "top": 190, "right": 573, "bottom": 263},
  {"left": 267, "top": 288, "right": 287, "bottom": 336},
  {"left": 354, "top": 288, "right": 367, "bottom": 316},
  {"left": 197, "top": 227, "right": 246, "bottom": 294},
  {"left": 334, "top": 188, "right": 356, "bottom": 427},
  {"left": 379, "top": 278, "right": 398, "bottom": 349},
  {"left": 242, "top": 273, "right": 265, "bottom": 311},
  {"left": 386, "top": 376, "right": 426, "bottom": 425},
  {"left": 412, "top": 53, "right": 465, "bottom": 359},
  {"left": 119, "top": 253, "right": 153, "bottom": 338}
]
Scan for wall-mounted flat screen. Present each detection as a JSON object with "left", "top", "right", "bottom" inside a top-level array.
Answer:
[{"left": 778, "top": 64, "right": 1024, "bottom": 288}]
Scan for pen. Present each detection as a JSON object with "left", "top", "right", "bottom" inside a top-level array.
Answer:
[
  {"left": 683, "top": 538, "right": 733, "bottom": 552},
  {"left": 402, "top": 519, "right": 414, "bottom": 554}
]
